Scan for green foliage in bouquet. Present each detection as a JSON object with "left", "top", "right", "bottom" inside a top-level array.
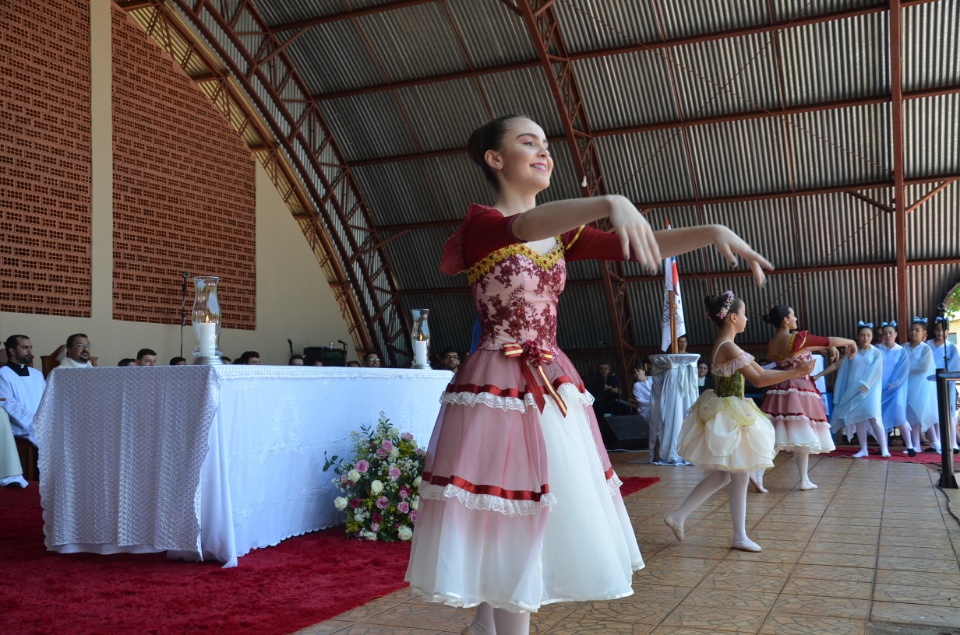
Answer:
[{"left": 323, "top": 412, "right": 426, "bottom": 541}]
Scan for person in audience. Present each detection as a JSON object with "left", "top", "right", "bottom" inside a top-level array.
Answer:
[
  {"left": 697, "top": 362, "right": 714, "bottom": 390},
  {"left": 135, "top": 349, "right": 157, "bottom": 366},
  {"left": 169, "top": 357, "right": 187, "bottom": 366},
  {"left": 289, "top": 354, "right": 305, "bottom": 366},
  {"left": 220, "top": 356, "right": 232, "bottom": 364},
  {"left": 118, "top": 358, "right": 135, "bottom": 367},
  {"left": 439, "top": 348, "right": 461, "bottom": 372},
  {"left": 905, "top": 318, "right": 940, "bottom": 452},
  {"left": 346, "top": 360, "right": 361, "bottom": 368},
  {"left": 631, "top": 364, "right": 652, "bottom": 422},
  {"left": 364, "top": 352, "right": 381, "bottom": 368},
  {"left": 831, "top": 321, "right": 889, "bottom": 458},
  {"left": 0, "top": 408, "right": 28, "bottom": 488},
  {"left": 677, "top": 335, "right": 689, "bottom": 353},
  {"left": 59, "top": 333, "right": 93, "bottom": 368},
  {"left": 928, "top": 318, "right": 959, "bottom": 453},
  {"left": 0, "top": 335, "right": 46, "bottom": 447},
  {"left": 590, "top": 362, "right": 622, "bottom": 418},
  {"left": 311, "top": 359, "right": 323, "bottom": 366},
  {"left": 235, "top": 351, "right": 260, "bottom": 365}
]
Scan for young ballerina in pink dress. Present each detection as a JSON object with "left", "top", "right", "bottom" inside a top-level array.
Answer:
[
  {"left": 404, "top": 115, "right": 774, "bottom": 635},
  {"left": 755, "top": 306, "right": 856, "bottom": 491},
  {"left": 664, "top": 292, "right": 814, "bottom": 552}
]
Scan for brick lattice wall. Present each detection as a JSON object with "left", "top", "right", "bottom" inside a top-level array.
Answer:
[
  {"left": 112, "top": 7, "right": 256, "bottom": 328},
  {"left": 0, "top": 1, "right": 92, "bottom": 317}
]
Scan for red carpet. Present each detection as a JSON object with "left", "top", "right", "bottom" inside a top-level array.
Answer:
[
  {"left": 825, "top": 445, "right": 956, "bottom": 466},
  {"left": 619, "top": 476, "right": 660, "bottom": 497},
  {"left": 2, "top": 476, "right": 660, "bottom": 634}
]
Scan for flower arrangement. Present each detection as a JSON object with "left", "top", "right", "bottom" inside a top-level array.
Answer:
[{"left": 323, "top": 412, "right": 426, "bottom": 541}]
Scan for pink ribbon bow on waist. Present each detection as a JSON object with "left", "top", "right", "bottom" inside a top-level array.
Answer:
[{"left": 502, "top": 341, "right": 568, "bottom": 417}]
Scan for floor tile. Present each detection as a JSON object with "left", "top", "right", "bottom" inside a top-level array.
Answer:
[
  {"left": 870, "top": 600, "right": 960, "bottom": 628},
  {"left": 659, "top": 606, "right": 769, "bottom": 633},
  {"left": 781, "top": 577, "right": 872, "bottom": 600},
  {"left": 759, "top": 613, "right": 867, "bottom": 634},
  {"left": 770, "top": 594, "right": 869, "bottom": 619},
  {"left": 873, "top": 583, "right": 960, "bottom": 607}
]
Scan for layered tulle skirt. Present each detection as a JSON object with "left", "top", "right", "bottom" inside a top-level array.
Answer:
[
  {"left": 405, "top": 348, "right": 643, "bottom": 613},
  {"left": 677, "top": 390, "right": 776, "bottom": 472},
  {"left": 761, "top": 377, "right": 836, "bottom": 453}
]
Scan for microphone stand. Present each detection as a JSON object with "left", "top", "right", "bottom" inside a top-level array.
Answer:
[
  {"left": 180, "top": 272, "right": 189, "bottom": 358},
  {"left": 935, "top": 304, "right": 957, "bottom": 488}
]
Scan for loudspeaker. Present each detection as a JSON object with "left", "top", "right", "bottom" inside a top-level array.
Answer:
[
  {"left": 598, "top": 414, "right": 649, "bottom": 451},
  {"left": 303, "top": 346, "right": 346, "bottom": 367}
]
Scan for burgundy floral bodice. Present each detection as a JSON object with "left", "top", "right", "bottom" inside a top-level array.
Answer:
[
  {"left": 774, "top": 347, "right": 811, "bottom": 371},
  {"left": 468, "top": 243, "right": 566, "bottom": 354}
]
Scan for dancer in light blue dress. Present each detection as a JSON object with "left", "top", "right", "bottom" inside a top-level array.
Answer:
[
  {"left": 832, "top": 321, "right": 889, "bottom": 458},
  {"left": 927, "top": 318, "right": 959, "bottom": 453},
  {"left": 876, "top": 321, "right": 913, "bottom": 455},
  {"left": 905, "top": 319, "right": 940, "bottom": 453}
]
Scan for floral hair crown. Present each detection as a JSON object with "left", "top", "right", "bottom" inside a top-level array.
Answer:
[{"left": 707, "top": 290, "right": 735, "bottom": 321}]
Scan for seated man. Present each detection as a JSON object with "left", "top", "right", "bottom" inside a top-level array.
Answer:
[
  {"left": 363, "top": 352, "right": 381, "bottom": 368},
  {"left": 235, "top": 351, "right": 260, "bottom": 365},
  {"left": 288, "top": 354, "right": 304, "bottom": 366},
  {"left": 117, "top": 358, "right": 135, "bottom": 367},
  {"left": 135, "top": 349, "right": 157, "bottom": 366},
  {"left": 169, "top": 357, "right": 187, "bottom": 366},
  {"left": 438, "top": 348, "right": 460, "bottom": 373},
  {"left": 0, "top": 409, "right": 28, "bottom": 488},
  {"left": 59, "top": 333, "right": 93, "bottom": 368},
  {"left": 0, "top": 335, "right": 46, "bottom": 447}
]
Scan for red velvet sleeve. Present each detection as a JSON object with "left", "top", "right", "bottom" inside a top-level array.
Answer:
[
  {"left": 792, "top": 331, "right": 830, "bottom": 353},
  {"left": 439, "top": 204, "right": 520, "bottom": 274},
  {"left": 560, "top": 225, "right": 632, "bottom": 262}
]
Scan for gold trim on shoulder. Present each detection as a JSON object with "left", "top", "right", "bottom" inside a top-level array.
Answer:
[
  {"left": 466, "top": 240, "right": 564, "bottom": 284},
  {"left": 773, "top": 331, "right": 807, "bottom": 361},
  {"left": 564, "top": 226, "right": 586, "bottom": 251}
]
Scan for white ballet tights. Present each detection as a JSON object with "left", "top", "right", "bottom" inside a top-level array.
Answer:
[
  {"left": 468, "top": 602, "right": 530, "bottom": 635},
  {"left": 670, "top": 471, "right": 752, "bottom": 543},
  {"left": 898, "top": 424, "right": 915, "bottom": 451},
  {"left": 853, "top": 420, "right": 889, "bottom": 457},
  {"left": 794, "top": 447, "right": 816, "bottom": 489}
]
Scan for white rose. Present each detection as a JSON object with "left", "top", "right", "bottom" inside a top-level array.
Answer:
[
  {"left": 398, "top": 526, "right": 413, "bottom": 541},
  {"left": 347, "top": 469, "right": 361, "bottom": 483},
  {"left": 413, "top": 476, "right": 422, "bottom": 488},
  {"left": 333, "top": 496, "right": 348, "bottom": 511},
  {"left": 410, "top": 496, "right": 419, "bottom": 510},
  {"left": 371, "top": 480, "right": 384, "bottom": 495},
  {"left": 388, "top": 427, "right": 400, "bottom": 438},
  {"left": 389, "top": 447, "right": 400, "bottom": 459}
]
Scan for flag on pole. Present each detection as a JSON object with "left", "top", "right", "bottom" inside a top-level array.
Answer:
[{"left": 661, "top": 254, "right": 686, "bottom": 352}]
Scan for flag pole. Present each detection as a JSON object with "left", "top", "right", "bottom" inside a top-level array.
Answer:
[{"left": 666, "top": 217, "right": 677, "bottom": 353}]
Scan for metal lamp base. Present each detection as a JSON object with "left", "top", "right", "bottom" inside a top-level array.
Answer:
[{"left": 194, "top": 355, "right": 224, "bottom": 365}]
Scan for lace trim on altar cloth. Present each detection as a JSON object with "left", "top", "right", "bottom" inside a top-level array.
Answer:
[
  {"left": 419, "top": 482, "right": 557, "bottom": 516},
  {"left": 441, "top": 382, "right": 594, "bottom": 412}
]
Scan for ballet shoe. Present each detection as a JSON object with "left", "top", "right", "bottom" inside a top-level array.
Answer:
[
  {"left": 852, "top": 450, "right": 868, "bottom": 458},
  {"left": 731, "top": 538, "right": 762, "bottom": 552},
  {"left": 749, "top": 474, "right": 768, "bottom": 494},
  {"left": 664, "top": 514, "right": 684, "bottom": 542},
  {"left": 799, "top": 481, "right": 818, "bottom": 491},
  {"left": 881, "top": 452, "right": 891, "bottom": 458},
  {"left": 906, "top": 448, "right": 917, "bottom": 457}
]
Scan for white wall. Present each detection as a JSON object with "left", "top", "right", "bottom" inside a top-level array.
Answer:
[{"left": 0, "top": 0, "right": 353, "bottom": 366}]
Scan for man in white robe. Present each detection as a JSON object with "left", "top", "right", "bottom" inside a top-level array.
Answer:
[
  {"left": 0, "top": 409, "right": 27, "bottom": 488},
  {"left": 0, "top": 335, "right": 46, "bottom": 448},
  {"left": 58, "top": 333, "right": 93, "bottom": 369}
]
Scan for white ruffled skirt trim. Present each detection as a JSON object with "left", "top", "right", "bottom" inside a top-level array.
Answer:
[{"left": 440, "top": 382, "right": 594, "bottom": 413}]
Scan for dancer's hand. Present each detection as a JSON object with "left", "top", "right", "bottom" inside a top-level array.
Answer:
[
  {"left": 711, "top": 226, "right": 774, "bottom": 287},
  {"left": 608, "top": 197, "right": 660, "bottom": 269},
  {"left": 846, "top": 345, "right": 857, "bottom": 360},
  {"left": 827, "top": 346, "right": 840, "bottom": 362},
  {"left": 859, "top": 385, "right": 869, "bottom": 394},
  {"left": 797, "top": 359, "right": 816, "bottom": 376}
]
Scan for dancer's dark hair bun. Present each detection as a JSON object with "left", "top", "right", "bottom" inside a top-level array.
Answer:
[
  {"left": 762, "top": 305, "right": 791, "bottom": 328},
  {"left": 703, "top": 291, "right": 742, "bottom": 327},
  {"left": 467, "top": 114, "right": 523, "bottom": 190}
]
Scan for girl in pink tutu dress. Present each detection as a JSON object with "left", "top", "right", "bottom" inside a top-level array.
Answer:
[
  {"left": 755, "top": 306, "right": 855, "bottom": 492},
  {"left": 664, "top": 292, "right": 814, "bottom": 552},
  {"left": 404, "top": 115, "right": 774, "bottom": 635}
]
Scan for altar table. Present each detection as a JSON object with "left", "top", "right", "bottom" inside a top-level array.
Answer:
[{"left": 36, "top": 365, "right": 450, "bottom": 567}]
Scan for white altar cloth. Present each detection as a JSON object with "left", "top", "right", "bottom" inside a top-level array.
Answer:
[
  {"left": 36, "top": 365, "right": 451, "bottom": 567},
  {"left": 649, "top": 353, "right": 700, "bottom": 465}
]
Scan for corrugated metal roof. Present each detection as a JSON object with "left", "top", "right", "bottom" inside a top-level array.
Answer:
[{"left": 157, "top": 0, "right": 960, "bottom": 362}]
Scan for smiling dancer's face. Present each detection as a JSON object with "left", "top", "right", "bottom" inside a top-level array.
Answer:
[{"left": 488, "top": 118, "right": 553, "bottom": 194}]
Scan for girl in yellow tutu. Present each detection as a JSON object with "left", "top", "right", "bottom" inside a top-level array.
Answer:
[{"left": 664, "top": 292, "right": 815, "bottom": 552}]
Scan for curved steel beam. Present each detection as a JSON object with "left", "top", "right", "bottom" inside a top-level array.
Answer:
[
  {"left": 117, "top": 1, "right": 374, "bottom": 356},
  {"left": 517, "top": 0, "right": 637, "bottom": 378},
  {"left": 160, "top": 0, "right": 409, "bottom": 365}
]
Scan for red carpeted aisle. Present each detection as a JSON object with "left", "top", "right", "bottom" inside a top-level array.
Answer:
[
  {"left": 825, "top": 445, "right": 956, "bottom": 465},
  {"left": 1, "top": 477, "right": 658, "bottom": 634}
]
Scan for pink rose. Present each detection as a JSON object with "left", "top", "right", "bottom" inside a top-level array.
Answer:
[
  {"left": 355, "top": 459, "right": 369, "bottom": 473},
  {"left": 376, "top": 496, "right": 389, "bottom": 509},
  {"left": 397, "top": 501, "right": 410, "bottom": 514},
  {"left": 381, "top": 440, "right": 394, "bottom": 451},
  {"left": 376, "top": 448, "right": 388, "bottom": 458},
  {"left": 399, "top": 486, "right": 410, "bottom": 500},
  {"left": 401, "top": 432, "right": 414, "bottom": 441},
  {"left": 388, "top": 467, "right": 401, "bottom": 480},
  {"left": 370, "top": 523, "right": 380, "bottom": 532},
  {"left": 415, "top": 448, "right": 425, "bottom": 456},
  {"left": 349, "top": 498, "right": 362, "bottom": 509},
  {"left": 409, "top": 510, "right": 418, "bottom": 523}
]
